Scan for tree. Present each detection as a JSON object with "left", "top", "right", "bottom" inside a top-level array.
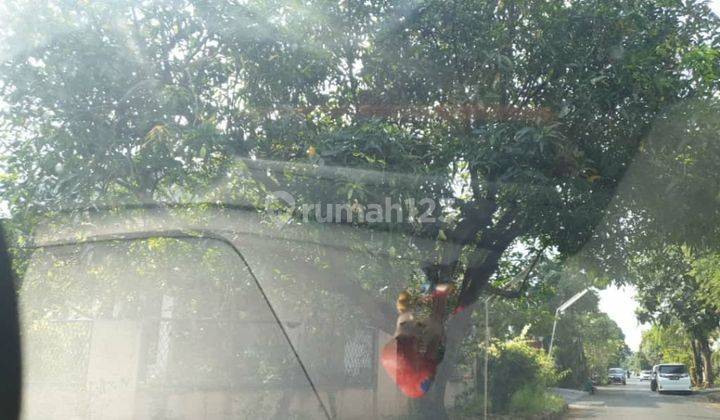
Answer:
[
  {"left": 640, "top": 323, "right": 698, "bottom": 383},
  {"left": 578, "top": 313, "right": 630, "bottom": 381},
  {"left": 628, "top": 351, "right": 653, "bottom": 373},
  {"left": 2, "top": 1, "right": 719, "bottom": 416},
  {"left": 691, "top": 252, "right": 720, "bottom": 317},
  {"left": 467, "top": 257, "right": 627, "bottom": 390},
  {"left": 629, "top": 244, "right": 718, "bottom": 386}
]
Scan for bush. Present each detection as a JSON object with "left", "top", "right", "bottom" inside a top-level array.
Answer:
[
  {"left": 487, "top": 337, "right": 559, "bottom": 412},
  {"left": 453, "top": 333, "right": 562, "bottom": 418},
  {"left": 508, "top": 385, "right": 566, "bottom": 416}
]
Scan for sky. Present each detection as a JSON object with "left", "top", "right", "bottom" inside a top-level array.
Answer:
[{"left": 598, "top": 285, "right": 648, "bottom": 351}]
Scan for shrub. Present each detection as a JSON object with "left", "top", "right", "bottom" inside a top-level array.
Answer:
[
  {"left": 487, "top": 337, "right": 559, "bottom": 412},
  {"left": 508, "top": 385, "right": 565, "bottom": 416},
  {"left": 453, "top": 331, "right": 562, "bottom": 417}
]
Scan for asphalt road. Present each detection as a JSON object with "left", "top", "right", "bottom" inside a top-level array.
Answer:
[{"left": 566, "top": 377, "right": 720, "bottom": 419}]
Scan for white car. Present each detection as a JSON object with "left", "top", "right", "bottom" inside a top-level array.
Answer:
[
  {"left": 640, "top": 370, "right": 652, "bottom": 381},
  {"left": 653, "top": 364, "right": 692, "bottom": 393}
]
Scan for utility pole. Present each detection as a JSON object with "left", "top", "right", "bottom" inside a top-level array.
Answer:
[{"left": 483, "top": 296, "right": 490, "bottom": 420}]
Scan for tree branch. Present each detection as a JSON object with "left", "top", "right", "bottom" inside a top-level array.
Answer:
[
  {"left": 457, "top": 214, "right": 522, "bottom": 307},
  {"left": 486, "top": 245, "right": 546, "bottom": 298}
]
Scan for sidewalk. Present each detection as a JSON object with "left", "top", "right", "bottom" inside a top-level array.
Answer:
[
  {"left": 693, "top": 387, "right": 720, "bottom": 403},
  {"left": 549, "top": 387, "right": 588, "bottom": 404}
]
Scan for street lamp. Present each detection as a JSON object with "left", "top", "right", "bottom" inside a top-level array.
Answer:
[{"left": 548, "top": 288, "right": 590, "bottom": 355}]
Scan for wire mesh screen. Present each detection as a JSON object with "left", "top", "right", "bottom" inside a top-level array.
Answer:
[{"left": 342, "top": 328, "right": 375, "bottom": 387}]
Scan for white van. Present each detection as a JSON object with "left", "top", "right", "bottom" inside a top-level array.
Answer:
[{"left": 654, "top": 363, "right": 692, "bottom": 394}]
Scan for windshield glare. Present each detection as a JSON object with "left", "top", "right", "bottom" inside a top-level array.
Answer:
[{"left": 2, "top": 1, "right": 720, "bottom": 419}]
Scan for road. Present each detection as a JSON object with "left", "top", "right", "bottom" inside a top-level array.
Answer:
[{"left": 566, "top": 377, "right": 720, "bottom": 419}]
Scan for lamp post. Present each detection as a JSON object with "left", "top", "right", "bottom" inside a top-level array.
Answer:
[{"left": 548, "top": 288, "right": 590, "bottom": 355}]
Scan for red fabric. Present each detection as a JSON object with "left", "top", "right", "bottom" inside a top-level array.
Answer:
[{"left": 380, "top": 336, "right": 437, "bottom": 398}]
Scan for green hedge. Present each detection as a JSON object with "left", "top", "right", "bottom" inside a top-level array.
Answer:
[
  {"left": 487, "top": 338, "right": 559, "bottom": 412},
  {"left": 454, "top": 336, "right": 563, "bottom": 417}
]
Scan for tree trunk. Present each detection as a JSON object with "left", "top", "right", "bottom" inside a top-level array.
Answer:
[
  {"left": 699, "top": 336, "right": 714, "bottom": 387},
  {"left": 411, "top": 305, "right": 476, "bottom": 420},
  {"left": 690, "top": 339, "right": 703, "bottom": 386}
]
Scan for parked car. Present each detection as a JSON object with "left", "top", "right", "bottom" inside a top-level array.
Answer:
[
  {"left": 640, "top": 370, "right": 653, "bottom": 381},
  {"left": 653, "top": 364, "right": 692, "bottom": 394},
  {"left": 608, "top": 367, "right": 626, "bottom": 385}
]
